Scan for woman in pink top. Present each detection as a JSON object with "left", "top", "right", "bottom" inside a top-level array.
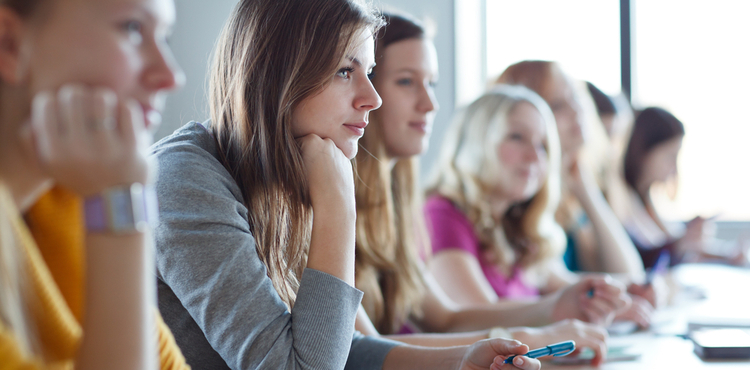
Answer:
[
  {"left": 426, "top": 84, "right": 652, "bottom": 331},
  {"left": 426, "top": 196, "right": 540, "bottom": 299},
  {"left": 426, "top": 85, "right": 571, "bottom": 303}
]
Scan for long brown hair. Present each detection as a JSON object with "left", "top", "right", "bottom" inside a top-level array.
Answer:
[
  {"left": 355, "top": 12, "right": 428, "bottom": 334},
  {"left": 209, "top": 0, "right": 383, "bottom": 308},
  {"left": 623, "top": 107, "right": 684, "bottom": 203},
  {"left": 428, "top": 86, "right": 566, "bottom": 274},
  {"left": 1, "top": 0, "right": 40, "bottom": 17}
]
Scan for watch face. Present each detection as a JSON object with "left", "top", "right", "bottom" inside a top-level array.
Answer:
[{"left": 108, "top": 190, "right": 135, "bottom": 231}]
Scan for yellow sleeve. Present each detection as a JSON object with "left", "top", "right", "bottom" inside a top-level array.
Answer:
[
  {"left": 0, "top": 324, "right": 70, "bottom": 370},
  {"left": 156, "top": 312, "right": 190, "bottom": 370}
]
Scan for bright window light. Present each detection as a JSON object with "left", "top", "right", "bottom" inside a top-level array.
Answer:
[
  {"left": 634, "top": 0, "right": 750, "bottom": 221},
  {"left": 486, "top": 0, "right": 621, "bottom": 94}
]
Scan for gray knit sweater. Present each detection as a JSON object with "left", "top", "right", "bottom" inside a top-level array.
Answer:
[{"left": 150, "top": 121, "right": 398, "bottom": 370}]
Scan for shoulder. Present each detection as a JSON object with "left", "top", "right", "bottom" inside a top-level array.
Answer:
[
  {"left": 150, "top": 121, "right": 245, "bottom": 212},
  {"left": 424, "top": 194, "right": 457, "bottom": 212},
  {"left": 151, "top": 121, "right": 224, "bottom": 180},
  {"left": 424, "top": 195, "right": 471, "bottom": 225},
  {"left": 424, "top": 195, "right": 479, "bottom": 253}
]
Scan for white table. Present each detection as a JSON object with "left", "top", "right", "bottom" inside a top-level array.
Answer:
[{"left": 546, "top": 264, "right": 750, "bottom": 369}]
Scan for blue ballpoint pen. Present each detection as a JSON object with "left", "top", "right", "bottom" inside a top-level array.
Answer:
[
  {"left": 646, "top": 250, "right": 670, "bottom": 285},
  {"left": 504, "top": 340, "right": 576, "bottom": 364}
]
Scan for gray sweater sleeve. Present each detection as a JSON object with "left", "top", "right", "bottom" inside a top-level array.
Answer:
[{"left": 151, "top": 122, "right": 398, "bottom": 370}]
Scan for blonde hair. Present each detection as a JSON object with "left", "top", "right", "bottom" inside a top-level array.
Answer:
[
  {"left": 354, "top": 12, "right": 427, "bottom": 335},
  {"left": 0, "top": 183, "right": 35, "bottom": 358},
  {"left": 0, "top": 1, "right": 45, "bottom": 360},
  {"left": 428, "top": 85, "right": 566, "bottom": 272},
  {"left": 209, "top": 0, "right": 383, "bottom": 308},
  {"left": 495, "top": 60, "right": 604, "bottom": 230}
]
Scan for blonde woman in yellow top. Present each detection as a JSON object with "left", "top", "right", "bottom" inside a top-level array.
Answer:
[{"left": 0, "top": 0, "right": 188, "bottom": 368}]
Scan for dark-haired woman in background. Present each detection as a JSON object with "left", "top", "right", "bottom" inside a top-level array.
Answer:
[{"left": 615, "top": 107, "right": 747, "bottom": 268}]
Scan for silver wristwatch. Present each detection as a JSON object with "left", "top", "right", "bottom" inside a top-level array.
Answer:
[{"left": 84, "top": 183, "right": 158, "bottom": 233}]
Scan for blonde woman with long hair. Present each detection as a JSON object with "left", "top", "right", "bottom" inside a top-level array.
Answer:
[
  {"left": 494, "top": 61, "right": 644, "bottom": 279},
  {"left": 426, "top": 84, "right": 568, "bottom": 299},
  {"left": 352, "top": 13, "right": 631, "bottom": 366},
  {"left": 0, "top": 0, "right": 188, "bottom": 368},
  {"left": 150, "top": 1, "right": 542, "bottom": 369},
  {"left": 493, "top": 61, "right": 656, "bottom": 327}
]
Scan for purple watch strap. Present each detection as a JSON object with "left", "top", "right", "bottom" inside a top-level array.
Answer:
[{"left": 84, "top": 195, "right": 107, "bottom": 231}]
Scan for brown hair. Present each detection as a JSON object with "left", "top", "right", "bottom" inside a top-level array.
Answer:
[
  {"left": 623, "top": 107, "right": 684, "bottom": 202},
  {"left": 209, "top": 0, "right": 383, "bottom": 308},
  {"left": 355, "top": 12, "right": 428, "bottom": 334},
  {"left": 1, "top": 0, "right": 41, "bottom": 17}
]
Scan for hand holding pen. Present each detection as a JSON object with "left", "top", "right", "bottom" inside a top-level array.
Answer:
[
  {"left": 504, "top": 341, "right": 576, "bottom": 364},
  {"left": 552, "top": 275, "right": 631, "bottom": 326},
  {"left": 628, "top": 249, "right": 671, "bottom": 308}
]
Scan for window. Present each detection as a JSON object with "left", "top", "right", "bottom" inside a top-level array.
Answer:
[
  {"left": 485, "top": 0, "right": 621, "bottom": 94},
  {"left": 633, "top": 0, "right": 750, "bottom": 220},
  {"left": 479, "top": 0, "right": 750, "bottom": 220}
]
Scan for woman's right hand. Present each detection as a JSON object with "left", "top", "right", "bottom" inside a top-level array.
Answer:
[
  {"left": 613, "top": 294, "right": 654, "bottom": 329},
  {"left": 299, "top": 134, "right": 357, "bottom": 284},
  {"left": 678, "top": 216, "right": 715, "bottom": 257},
  {"left": 512, "top": 319, "right": 608, "bottom": 366},
  {"left": 551, "top": 275, "right": 631, "bottom": 327},
  {"left": 30, "top": 84, "right": 152, "bottom": 197},
  {"left": 459, "top": 339, "right": 540, "bottom": 370},
  {"left": 298, "top": 134, "right": 355, "bottom": 217}
]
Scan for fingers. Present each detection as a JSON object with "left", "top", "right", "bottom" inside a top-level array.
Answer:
[
  {"left": 487, "top": 338, "right": 529, "bottom": 357},
  {"left": 588, "top": 276, "right": 631, "bottom": 310},
  {"left": 91, "top": 87, "right": 117, "bottom": 131},
  {"left": 569, "top": 323, "right": 608, "bottom": 366},
  {"left": 31, "top": 91, "right": 58, "bottom": 164},
  {"left": 297, "top": 133, "right": 325, "bottom": 153},
  {"left": 535, "top": 319, "right": 609, "bottom": 366},
  {"left": 581, "top": 295, "right": 615, "bottom": 325},
  {"left": 58, "top": 85, "right": 88, "bottom": 136},
  {"left": 28, "top": 84, "right": 152, "bottom": 196},
  {"left": 491, "top": 355, "right": 540, "bottom": 370},
  {"left": 120, "top": 98, "right": 145, "bottom": 148},
  {"left": 299, "top": 135, "right": 349, "bottom": 171},
  {"left": 628, "top": 283, "right": 657, "bottom": 307},
  {"left": 299, "top": 133, "right": 355, "bottom": 213},
  {"left": 616, "top": 296, "right": 654, "bottom": 328},
  {"left": 576, "top": 277, "right": 631, "bottom": 325}
]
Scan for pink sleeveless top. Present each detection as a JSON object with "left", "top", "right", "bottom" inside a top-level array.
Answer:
[{"left": 424, "top": 196, "right": 539, "bottom": 298}]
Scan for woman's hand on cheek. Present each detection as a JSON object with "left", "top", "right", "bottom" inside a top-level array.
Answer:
[
  {"left": 30, "top": 84, "right": 152, "bottom": 197},
  {"left": 462, "top": 339, "right": 540, "bottom": 370},
  {"left": 298, "top": 134, "right": 355, "bottom": 217}
]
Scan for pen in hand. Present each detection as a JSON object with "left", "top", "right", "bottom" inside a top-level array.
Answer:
[
  {"left": 647, "top": 250, "right": 671, "bottom": 285},
  {"left": 504, "top": 340, "right": 576, "bottom": 364}
]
